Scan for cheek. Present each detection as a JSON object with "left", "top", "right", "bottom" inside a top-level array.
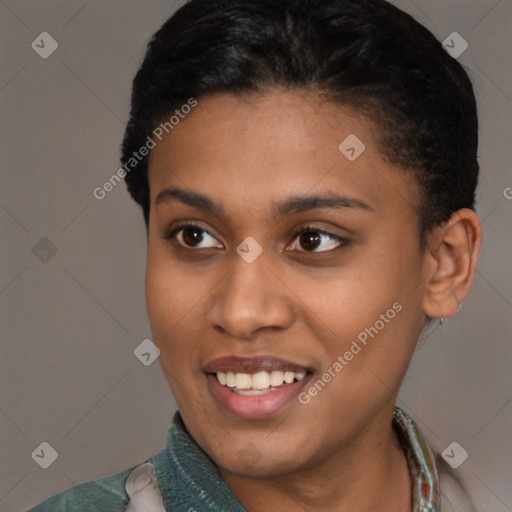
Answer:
[
  {"left": 294, "top": 250, "right": 424, "bottom": 379},
  {"left": 145, "top": 248, "right": 200, "bottom": 357},
  {"left": 145, "top": 245, "right": 199, "bottom": 329},
  {"left": 144, "top": 245, "right": 225, "bottom": 378},
  {"left": 145, "top": 253, "right": 205, "bottom": 403},
  {"left": 287, "top": 257, "right": 409, "bottom": 337},
  {"left": 145, "top": 260, "right": 177, "bottom": 334}
]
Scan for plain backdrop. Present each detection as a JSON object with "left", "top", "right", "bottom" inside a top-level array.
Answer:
[{"left": 1, "top": 1, "right": 511, "bottom": 511}]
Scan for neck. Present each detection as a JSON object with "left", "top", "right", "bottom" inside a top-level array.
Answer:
[{"left": 220, "top": 407, "right": 413, "bottom": 512}]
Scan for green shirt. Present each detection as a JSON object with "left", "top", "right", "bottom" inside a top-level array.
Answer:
[{"left": 28, "top": 407, "right": 441, "bottom": 511}]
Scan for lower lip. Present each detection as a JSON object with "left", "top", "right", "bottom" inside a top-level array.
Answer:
[{"left": 207, "top": 373, "right": 312, "bottom": 420}]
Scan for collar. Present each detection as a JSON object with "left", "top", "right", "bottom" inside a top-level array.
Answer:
[
  {"left": 393, "top": 407, "right": 441, "bottom": 512},
  {"left": 157, "top": 407, "right": 440, "bottom": 511}
]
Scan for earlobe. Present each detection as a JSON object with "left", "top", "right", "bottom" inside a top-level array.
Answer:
[{"left": 421, "top": 209, "right": 482, "bottom": 319}]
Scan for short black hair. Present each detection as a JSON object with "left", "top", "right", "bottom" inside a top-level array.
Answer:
[{"left": 122, "top": 0, "right": 479, "bottom": 241}]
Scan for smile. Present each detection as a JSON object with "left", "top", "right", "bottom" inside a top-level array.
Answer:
[{"left": 204, "top": 356, "right": 313, "bottom": 419}]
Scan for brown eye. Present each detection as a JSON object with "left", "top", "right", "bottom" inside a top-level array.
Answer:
[
  {"left": 165, "top": 224, "right": 223, "bottom": 249},
  {"left": 181, "top": 227, "right": 205, "bottom": 247},
  {"left": 289, "top": 227, "right": 346, "bottom": 253},
  {"left": 299, "top": 231, "right": 321, "bottom": 251}
]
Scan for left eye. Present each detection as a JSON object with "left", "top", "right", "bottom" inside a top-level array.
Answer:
[{"left": 289, "top": 229, "right": 345, "bottom": 252}]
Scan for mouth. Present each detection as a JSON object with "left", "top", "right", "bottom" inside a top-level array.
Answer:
[{"left": 204, "top": 356, "right": 313, "bottom": 419}]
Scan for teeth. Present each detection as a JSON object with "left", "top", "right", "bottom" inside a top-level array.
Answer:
[
  {"left": 226, "top": 372, "right": 236, "bottom": 388},
  {"left": 252, "top": 371, "right": 270, "bottom": 390},
  {"left": 283, "top": 372, "right": 295, "bottom": 384},
  {"left": 269, "top": 370, "right": 284, "bottom": 386},
  {"left": 215, "top": 370, "right": 307, "bottom": 391},
  {"left": 235, "top": 373, "right": 252, "bottom": 390},
  {"left": 234, "top": 389, "right": 278, "bottom": 395}
]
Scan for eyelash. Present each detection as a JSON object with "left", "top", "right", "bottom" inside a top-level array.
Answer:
[{"left": 162, "top": 223, "right": 349, "bottom": 252}]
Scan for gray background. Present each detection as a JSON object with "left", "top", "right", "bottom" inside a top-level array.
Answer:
[{"left": 0, "top": 1, "right": 510, "bottom": 510}]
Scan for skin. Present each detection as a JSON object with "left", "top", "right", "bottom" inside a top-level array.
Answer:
[{"left": 145, "top": 90, "right": 482, "bottom": 511}]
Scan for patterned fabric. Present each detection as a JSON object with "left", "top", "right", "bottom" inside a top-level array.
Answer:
[
  {"left": 393, "top": 407, "right": 440, "bottom": 512},
  {"left": 28, "top": 407, "right": 440, "bottom": 511}
]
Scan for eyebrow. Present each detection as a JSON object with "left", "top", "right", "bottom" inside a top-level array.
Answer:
[
  {"left": 154, "top": 187, "right": 374, "bottom": 219},
  {"left": 155, "top": 187, "right": 223, "bottom": 215},
  {"left": 273, "top": 193, "right": 374, "bottom": 219}
]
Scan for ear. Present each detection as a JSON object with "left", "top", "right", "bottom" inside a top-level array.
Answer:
[{"left": 422, "top": 208, "right": 482, "bottom": 319}]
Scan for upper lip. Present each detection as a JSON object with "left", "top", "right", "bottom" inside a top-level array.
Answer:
[{"left": 203, "top": 356, "right": 311, "bottom": 374}]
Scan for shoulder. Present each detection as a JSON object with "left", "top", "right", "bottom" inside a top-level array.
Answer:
[{"left": 26, "top": 465, "right": 138, "bottom": 512}]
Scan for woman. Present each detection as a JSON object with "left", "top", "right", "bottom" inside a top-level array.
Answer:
[{"left": 30, "top": 0, "right": 481, "bottom": 510}]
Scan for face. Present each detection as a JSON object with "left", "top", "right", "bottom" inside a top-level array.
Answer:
[{"left": 146, "top": 90, "right": 429, "bottom": 478}]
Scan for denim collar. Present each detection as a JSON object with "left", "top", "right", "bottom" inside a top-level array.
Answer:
[
  {"left": 393, "top": 407, "right": 440, "bottom": 512},
  {"left": 154, "top": 407, "right": 440, "bottom": 511}
]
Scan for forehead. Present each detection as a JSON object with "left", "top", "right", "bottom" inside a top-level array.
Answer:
[{"left": 147, "top": 90, "right": 419, "bottom": 219}]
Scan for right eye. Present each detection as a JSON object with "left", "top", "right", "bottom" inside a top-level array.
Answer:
[{"left": 163, "top": 223, "right": 224, "bottom": 249}]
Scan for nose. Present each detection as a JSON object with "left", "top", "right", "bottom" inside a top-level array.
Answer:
[{"left": 205, "top": 255, "right": 295, "bottom": 340}]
